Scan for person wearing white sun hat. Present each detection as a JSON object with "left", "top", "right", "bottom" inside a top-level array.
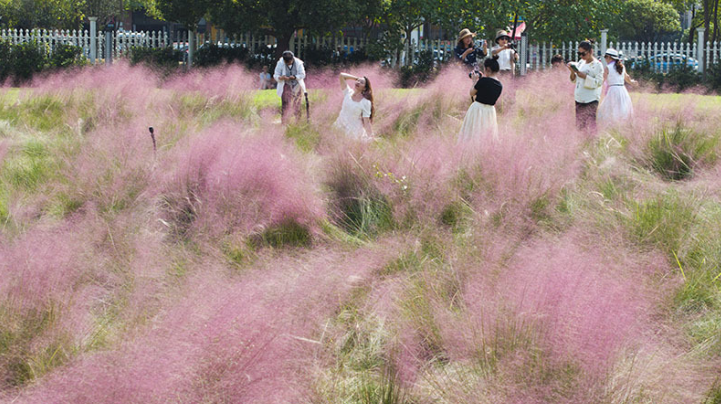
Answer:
[
  {"left": 491, "top": 30, "right": 518, "bottom": 77},
  {"left": 598, "top": 48, "right": 638, "bottom": 128}
]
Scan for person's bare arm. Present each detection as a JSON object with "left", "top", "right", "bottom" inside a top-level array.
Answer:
[{"left": 339, "top": 72, "right": 357, "bottom": 91}]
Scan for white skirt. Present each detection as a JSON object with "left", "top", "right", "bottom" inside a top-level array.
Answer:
[
  {"left": 598, "top": 85, "right": 633, "bottom": 126},
  {"left": 458, "top": 102, "right": 498, "bottom": 143}
]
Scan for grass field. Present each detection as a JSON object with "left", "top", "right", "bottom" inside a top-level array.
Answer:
[{"left": 1, "top": 64, "right": 720, "bottom": 403}]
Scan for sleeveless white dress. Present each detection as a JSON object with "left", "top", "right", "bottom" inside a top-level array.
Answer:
[
  {"left": 598, "top": 61, "right": 633, "bottom": 126},
  {"left": 334, "top": 86, "right": 372, "bottom": 141}
]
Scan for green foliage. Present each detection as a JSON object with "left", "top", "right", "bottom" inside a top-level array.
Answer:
[
  {"left": 128, "top": 46, "right": 184, "bottom": 71},
  {"left": 664, "top": 63, "right": 702, "bottom": 91},
  {"left": 359, "top": 367, "right": 412, "bottom": 404},
  {"left": 628, "top": 192, "right": 696, "bottom": 254},
  {"left": 208, "top": 0, "right": 373, "bottom": 57},
  {"left": 0, "top": 305, "right": 71, "bottom": 387},
  {"left": 194, "top": 44, "right": 249, "bottom": 67},
  {"left": 705, "top": 61, "right": 721, "bottom": 93},
  {"left": 156, "top": 0, "right": 210, "bottom": 30},
  {"left": 399, "top": 50, "right": 438, "bottom": 87},
  {"left": 327, "top": 160, "right": 394, "bottom": 237},
  {"left": 49, "top": 43, "right": 86, "bottom": 69},
  {"left": 614, "top": 0, "right": 681, "bottom": 42},
  {"left": 645, "top": 123, "right": 718, "bottom": 181},
  {"left": 0, "top": 40, "right": 87, "bottom": 84},
  {"left": 256, "top": 220, "right": 313, "bottom": 248},
  {"left": 10, "top": 41, "right": 47, "bottom": 83}
]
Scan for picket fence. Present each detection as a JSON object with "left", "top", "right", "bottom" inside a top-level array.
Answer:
[{"left": 1, "top": 27, "right": 720, "bottom": 75}]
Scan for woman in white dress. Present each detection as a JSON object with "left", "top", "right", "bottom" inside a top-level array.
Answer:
[
  {"left": 458, "top": 57, "right": 503, "bottom": 143},
  {"left": 598, "top": 48, "right": 637, "bottom": 127},
  {"left": 334, "top": 73, "right": 374, "bottom": 140}
]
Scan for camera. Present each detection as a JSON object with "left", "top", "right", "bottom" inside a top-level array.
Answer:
[{"left": 468, "top": 64, "right": 482, "bottom": 79}]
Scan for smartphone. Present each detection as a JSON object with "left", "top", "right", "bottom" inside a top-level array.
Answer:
[{"left": 570, "top": 63, "right": 579, "bottom": 72}]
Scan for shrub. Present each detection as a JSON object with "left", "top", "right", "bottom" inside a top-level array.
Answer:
[
  {"left": 48, "top": 44, "right": 86, "bottom": 70},
  {"left": 663, "top": 63, "right": 701, "bottom": 91},
  {"left": 194, "top": 44, "right": 249, "bottom": 67},
  {"left": 128, "top": 46, "right": 183, "bottom": 71},
  {"left": 704, "top": 61, "right": 721, "bottom": 93},
  {"left": 9, "top": 40, "right": 47, "bottom": 84}
]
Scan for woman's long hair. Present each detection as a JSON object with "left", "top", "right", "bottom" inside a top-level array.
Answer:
[
  {"left": 614, "top": 59, "right": 624, "bottom": 75},
  {"left": 362, "top": 76, "right": 374, "bottom": 122},
  {"left": 457, "top": 37, "right": 469, "bottom": 49}
]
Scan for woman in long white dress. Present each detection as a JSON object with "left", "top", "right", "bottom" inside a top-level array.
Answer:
[
  {"left": 458, "top": 57, "right": 503, "bottom": 143},
  {"left": 598, "top": 48, "right": 637, "bottom": 127},
  {"left": 334, "top": 73, "right": 374, "bottom": 141}
]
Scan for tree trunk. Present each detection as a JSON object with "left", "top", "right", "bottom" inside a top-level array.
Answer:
[
  {"left": 713, "top": 0, "right": 719, "bottom": 42},
  {"left": 704, "top": 0, "right": 712, "bottom": 43},
  {"left": 275, "top": 31, "right": 294, "bottom": 59}
]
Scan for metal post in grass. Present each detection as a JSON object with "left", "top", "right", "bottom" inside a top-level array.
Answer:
[
  {"left": 89, "top": 17, "right": 97, "bottom": 64},
  {"left": 697, "top": 28, "right": 705, "bottom": 74},
  {"left": 520, "top": 32, "right": 528, "bottom": 76}
]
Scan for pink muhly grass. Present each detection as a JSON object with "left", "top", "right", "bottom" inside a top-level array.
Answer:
[
  {"left": 15, "top": 244, "right": 394, "bottom": 403},
  {"left": 0, "top": 140, "right": 8, "bottom": 164},
  {"left": 162, "top": 64, "right": 256, "bottom": 99},
  {"left": 453, "top": 233, "right": 662, "bottom": 392},
  {"left": 158, "top": 121, "right": 325, "bottom": 238}
]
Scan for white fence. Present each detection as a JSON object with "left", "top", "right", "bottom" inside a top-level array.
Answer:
[{"left": 1, "top": 27, "right": 720, "bottom": 74}]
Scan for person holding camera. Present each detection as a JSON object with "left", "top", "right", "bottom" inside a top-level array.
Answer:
[
  {"left": 458, "top": 57, "right": 503, "bottom": 143},
  {"left": 491, "top": 30, "right": 518, "bottom": 77},
  {"left": 273, "top": 50, "right": 306, "bottom": 124},
  {"left": 454, "top": 29, "right": 487, "bottom": 69}
]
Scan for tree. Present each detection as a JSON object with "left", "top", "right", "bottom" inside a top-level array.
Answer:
[
  {"left": 0, "top": 0, "right": 159, "bottom": 30},
  {"left": 155, "top": 0, "right": 207, "bottom": 31},
  {"left": 615, "top": 0, "right": 681, "bottom": 42},
  {"left": 0, "top": 0, "right": 84, "bottom": 30},
  {"left": 207, "top": 0, "right": 364, "bottom": 58}
]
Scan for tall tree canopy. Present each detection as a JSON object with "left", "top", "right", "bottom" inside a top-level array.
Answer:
[
  {"left": 207, "top": 0, "right": 373, "bottom": 58},
  {"left": 614, "top": 0, "right": 681, "bottom": 42}
]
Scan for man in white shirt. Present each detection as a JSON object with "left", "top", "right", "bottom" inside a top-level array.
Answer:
[
  {"left": 567, "top": 41, "right": 604, "bottom": 132},
  {"left": 274, "top": 50, "right": 306, "bottom": 123},
  {"left": 491, "top": 30, "right": 518, "bottom": 76}
]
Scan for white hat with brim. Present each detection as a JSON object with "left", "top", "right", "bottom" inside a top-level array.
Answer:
[{"left": 604, "top": 48, "right": 620, "bottom": 60}]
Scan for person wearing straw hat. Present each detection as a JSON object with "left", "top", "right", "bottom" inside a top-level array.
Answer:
[
  {"left": 491, "top": 30, "right": 518, "bottom": 76},
  {"left": 598, "top": 48, "right": 637, "bottom": 127},
  {"left": 454, "top": 28, "right": 487, "bottom": 68}
]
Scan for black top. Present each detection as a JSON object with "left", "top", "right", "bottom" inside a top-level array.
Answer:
[
  {"left": 454, "top": 45, "right": 485, "bottom": 66},
  {"left": 474, "top": 77, "right": 503, "bottom": 105}
]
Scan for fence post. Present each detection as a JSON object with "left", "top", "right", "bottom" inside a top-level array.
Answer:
[
  {"left": 188, "top": 29, "right": 195, "bottom": 69},
  {"left": 600, "top": 29, "right": 608, "bottom": 60},
  {"left": 697, "top": 28, "right": 705, "bottom": 73},
  {"left": 519, "top": 32, "right": 528, "bottom": 75},
  {"left": 105, "top": 23, "right": 113, "bottom": 65}
]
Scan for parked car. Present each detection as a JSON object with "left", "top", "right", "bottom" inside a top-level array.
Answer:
[{"left": 628, "top": 53, "right": 699, "bottom": 71}]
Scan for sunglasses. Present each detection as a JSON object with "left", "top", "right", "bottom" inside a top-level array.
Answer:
[
  {"left": 355, "top": 80, "right": 366, "bottom": 87},
  {"left": 578, "top": 51, "right": 587, "bottom": 57}
]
